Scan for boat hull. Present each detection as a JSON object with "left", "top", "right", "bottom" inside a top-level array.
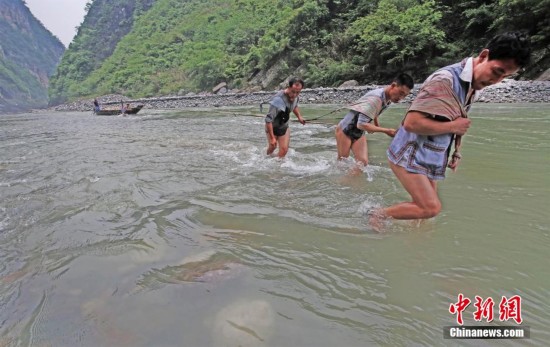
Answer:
[{"left": 94, "top": 105, "right": 143, "bottom": 116}]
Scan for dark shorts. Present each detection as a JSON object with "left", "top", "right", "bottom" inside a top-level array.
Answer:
[
  {"left": 273, "top": 127, "right": 288, "bottom": 137},
  {"left": 343, "top": 126, "right": 364, "bottom": 142}
]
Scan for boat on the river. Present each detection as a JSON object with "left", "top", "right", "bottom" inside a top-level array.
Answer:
[{"left": 94, "top": 104, "right": 144, "bottom": 116}]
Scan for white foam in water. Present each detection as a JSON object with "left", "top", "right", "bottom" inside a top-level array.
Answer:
[
  {"left": 280, "top": 158, "right": 332, "bottom": 174},
  {"left": 4, "top": 141, "right": 27, "bottom": 147},
  {"left": 211, "top": 137, "right": 392, "bottom": 180},
  {"left": 0, "top": 209, "right": 9, "bottom": 232},
  {"left": 334, "top": 157, "right": 385, "bottom": 181},
  {"left": 212, "top": 143, "right": 335, "bottom": 176},
  {"left": 210, "top": 145, "right": 263, "bottom": 167},
  {"left": 295, "top": 129, "right": 315, "bottom": 136},
  {"left": 87, "top": 176, "right": 101, "bottom": 183},
  {"left": 362, "top": 164, "right": 391, "bottom": 182},
  {"left": 0, "top": 179, "right": 28, "bottom": 187},
  {"left": 306, "top": 137, "right": 337, "bottom": 147},
  {"left": 242, "top": 151, "right": 264, "bottom": 168},
  {"left": 357, "top": 196, "right": 384, "bottom": 216},
  {"left": 279, "top": 150, "right": 332, "bottom": 175}
]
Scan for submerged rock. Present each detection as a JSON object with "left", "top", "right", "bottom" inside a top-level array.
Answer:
[
  {"left": 134, "top": 250, "right": 244, "bottom": 293},
  {"left": 173, "top": 250, "right": 244, "bottom": 283}
]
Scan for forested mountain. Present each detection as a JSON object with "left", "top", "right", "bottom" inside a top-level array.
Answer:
[
  {"left": 48, "top": 0, "right": 155, "bottom": 105},
  {"left": 0, "top": 0, "right": 65, "bottom": 113},
  {"left": 49, "top": 0, "right": 549, "bottom": 105}
]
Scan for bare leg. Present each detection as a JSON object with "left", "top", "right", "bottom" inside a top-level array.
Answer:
[
  {"left": 380, "top": 161, "right": 441, "bottom": 219},
  {"left": 335, "top": 126, "right": 352, "bottom": 160},
  {"left": 350, "top": 136, "right": 368, "bottom": 166},
  {"left": 265, "top": 131, "right": 277, "bottom": 156},
  {"left": 277, "top": 129, "right": 291, "bottom": 158}
]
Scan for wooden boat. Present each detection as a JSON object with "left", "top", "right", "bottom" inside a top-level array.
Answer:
[{"left": 94, "top": 104, "right": 144, "bottom": 116}]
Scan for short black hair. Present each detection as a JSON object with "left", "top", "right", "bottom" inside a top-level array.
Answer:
[
  {"left": 487, "top": 31, "right": 531, "bottom": 68},
  {"left": 288, "top": 77, "right": 305, "bottom": 88},
  {"left": 393, "top": 73, "right": 414, "bottom": 89}
]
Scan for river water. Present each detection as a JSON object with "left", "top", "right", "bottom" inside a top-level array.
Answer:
[{"left": 1, "top": 103, "right": 549, "bottom": 346}]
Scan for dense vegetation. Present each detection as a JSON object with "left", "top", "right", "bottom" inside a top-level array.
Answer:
[
  {"left": 49, "top": 0, "right": 549, "bottom": 104},
  {"left": 0, "top": 0, "right": 64, "bottom": 112},
  {"left": 48, "top": 0, "right": 155, "bottom": 105}
]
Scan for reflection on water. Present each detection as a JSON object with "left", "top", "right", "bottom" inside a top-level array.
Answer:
[{"left": 1, "top": 104, "right": 549, "bottom": 346}]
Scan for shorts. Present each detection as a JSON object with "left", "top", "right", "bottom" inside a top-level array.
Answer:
[
  {"left": 343, "top": 126, "right": 364, "bottom": 142},
  {"left": 273, "top": 127, "right": 288, "bottom": 137}
]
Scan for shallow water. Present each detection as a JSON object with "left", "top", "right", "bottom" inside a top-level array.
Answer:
[{"left": 1, "top": 103, "right": 549, "bottom": 346}]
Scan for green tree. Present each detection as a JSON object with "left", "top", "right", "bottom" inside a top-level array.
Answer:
[
  {"left": 492, "top": 0, "right": 550, "bottom": 78},
  {"left": 48, "top": 0, "right": 549, "bottom": 104},
  {"left": 348, "top": 0, "right": 447, "bottom": 81}
]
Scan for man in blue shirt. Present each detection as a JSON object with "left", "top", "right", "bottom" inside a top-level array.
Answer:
[{"left": 372, "top": 32, "right": 531, "bottom": 225}]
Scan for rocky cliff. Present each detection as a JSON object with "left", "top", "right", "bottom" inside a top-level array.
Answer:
[{"left": 0, "top": 0, "right": 65, "bottom": 113}]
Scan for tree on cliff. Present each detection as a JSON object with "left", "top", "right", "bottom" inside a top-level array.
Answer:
[{"left": 48, "top": 0, "right": 550, "bottom": 105}]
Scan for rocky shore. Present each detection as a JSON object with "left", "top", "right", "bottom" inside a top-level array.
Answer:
[{"left": 51, "top": 80, "right": 550, "bottom": 112}]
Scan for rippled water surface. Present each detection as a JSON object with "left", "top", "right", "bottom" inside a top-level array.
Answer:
[{"left": 1, "top": 104, "right": 549, "bottom": 346}]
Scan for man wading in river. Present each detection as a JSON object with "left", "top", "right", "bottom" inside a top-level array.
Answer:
[
  {"left": 264, "top": 77, "right": 306, "bottom": 158},
  {"left": 335, "top": 73, "right": 414, "bottom": 172},
  {"left": 371, "top": 31, "right": 532, "bottom": 226}
]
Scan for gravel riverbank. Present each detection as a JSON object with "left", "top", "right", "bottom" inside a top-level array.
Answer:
[{"left": 51, "top": 80, "right": 550, "bottom": 112}]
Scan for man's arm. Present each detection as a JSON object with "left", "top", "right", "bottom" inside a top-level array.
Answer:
[
  {"left": 265, "top": 105, "right": 278, "bottom": 145},
  {"left": 358, "top": 117, "right": 396, "bottom": 137},
  {"left": 265, "top": 123, "right": 277, "bottom": 146},
  {"left": 292, "top": 106, "right": 306, "bottom": 125},
  {"left": 403, "top": 111, "right": 471, "bottom": 136}
]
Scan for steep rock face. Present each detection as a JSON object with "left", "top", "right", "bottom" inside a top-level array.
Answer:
[
  {"left": 1, "top": 0, "right": 31, "bottom": 33},
  {"left": 48, "top": 0, "right": 156, "bottom": 105},
  {"left": 0, "top": 0, "right": 65, "bottom": 113}
]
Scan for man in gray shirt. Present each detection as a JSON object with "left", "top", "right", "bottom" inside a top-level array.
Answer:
[
  {"left": 265, "top": 77, "right": 306, "bottom": 158},
  {"left": 336, "top": 73, "right": 414, "bottom": 170}
]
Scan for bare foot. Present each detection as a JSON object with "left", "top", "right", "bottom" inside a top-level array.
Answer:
[
  {"left": 367, "top": 209, "right": 391, "bottom": 233},
  {"left": 350, "top": 161, "right": 368, "bottom": 176},
  {"left": 408, "top": 219, "right": 425, "bottom": 228}
]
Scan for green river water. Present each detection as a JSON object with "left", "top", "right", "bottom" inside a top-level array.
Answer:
[{"left": 1, "top": 103, "right": 548, "bottom": 346}]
